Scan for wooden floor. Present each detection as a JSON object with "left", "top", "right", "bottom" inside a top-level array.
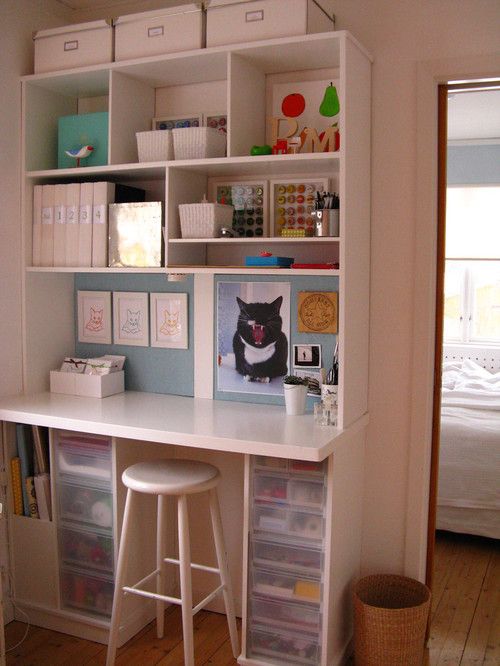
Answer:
[
  {"left": 425, "top": 530, "right": 500, "bottom": 666},
  {"left": 4, "top": 531, "right": 499, "bottom": 665}
]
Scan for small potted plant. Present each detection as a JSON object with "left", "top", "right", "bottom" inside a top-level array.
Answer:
[{"left": 283, "top": 375, "right": 309, "bottom": 415}]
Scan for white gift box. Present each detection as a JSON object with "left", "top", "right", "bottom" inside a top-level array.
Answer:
[
  {"left": 205, "top": 0, "right": 334, "bottom": 48},
  {"left": 33, "top": 20, "right": 113, "bottom": 74},
  {"left": 50, "top": 370, "right": 124, "bottom": 398},
  {"left": 114, "top": 3, "right": 204, "bottom": 61}
]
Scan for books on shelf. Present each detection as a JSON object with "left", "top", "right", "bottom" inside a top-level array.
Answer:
[
  {"left": 32, "top": 182, "right": 146, "bottom": 268},
  {"left": 65, "top": 182, "right": 80, "bottom": 267},
  {"left": 34, "top": 473, "right": 52, "bottom": 521},
  {"left": 40, "top": 184, "right": 55, "bottom": 267},
  {"left": 10, "top": 457, "right": 23, "bottom": 516},
  {"left": 53, "top": 183, "right": 67, "bottom": 266},
  {"left": 11, "top": 424, "right": 51, "bottom": 520}
]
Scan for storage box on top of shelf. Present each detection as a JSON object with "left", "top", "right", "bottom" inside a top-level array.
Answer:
[
  {"left": 50, "top": 370, "right": 124, "bottom": 398},
  {"left": 33, "top": 19, "right": 113, "bottom": 74},
  {"left": 58, "top": 112, "right": 109, "bottom": 169},
  {"left": 114, "top": 3, "right": 204, "bottom": 61},
  {"left": 205, "top": 0, "right": 334, "bottom": 47}
]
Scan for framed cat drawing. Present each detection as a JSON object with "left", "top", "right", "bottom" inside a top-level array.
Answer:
[
  {"left": 150, "top": 293, "right": 188, "bottom": 349},
  {"left": 113, "top": 292, "right": 149, "bottom": 346},
  {"left": 77, "top": 291, "right": 112, "bottom": 344}
]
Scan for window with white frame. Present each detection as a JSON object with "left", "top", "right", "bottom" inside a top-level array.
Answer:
[{"left": 444, "top": 186, "right": 500, "bottom": 345}]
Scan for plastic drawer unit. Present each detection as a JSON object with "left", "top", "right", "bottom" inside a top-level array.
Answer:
[
  {"left": 249, "top": 625, "right": 320, "bottom": 665},
  {"left": 60, "top": 566, "right": 114, "bottom": 617},
  {"left": 59, "top": 525, "right": 114, "bottom": 574}
]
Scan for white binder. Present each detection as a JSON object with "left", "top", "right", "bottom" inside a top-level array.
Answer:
[
  {"left": 32, "top": 185, "right": 43, "bottom": 267},
  {"left": 78, "top": 182, "right": 94, "bottom": 267},
  {"left": 92, "top": 182, "right": 115, "bottom": 267},
  {"left": 40, "top": 184, "right": 55, "bottom": 267},
  {"left": 53, "top": 183, "right": 67, "bottom": 267},
  {"left": 65, "top": 182, "right": 80, "bottom": 267}
]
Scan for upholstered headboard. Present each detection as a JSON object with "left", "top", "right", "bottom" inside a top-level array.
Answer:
[{"left": 443, "top": 345, "right": 500, "bottom": 372}]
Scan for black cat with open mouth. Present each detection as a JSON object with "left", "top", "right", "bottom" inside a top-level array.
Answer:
[{"left": 233, "top": 296, "right": 288, "bottom": 383}]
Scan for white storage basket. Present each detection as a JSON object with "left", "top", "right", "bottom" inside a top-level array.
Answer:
[
  {"left": 179, "top": 202, "right": 234, "bottom": 238},
  {"left": 136, "top": 130, "right": 173, "bottom": 162},
  {"left": 173, "top": 127, "right": 227, "bottom": 160}
]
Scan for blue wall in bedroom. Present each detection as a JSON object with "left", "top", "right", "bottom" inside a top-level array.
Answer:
[
  {"left": 74, "top": 273, "right": 338, "bottom": 403},
  {"left": 75, "top": 273, "right": 195, "bottom": 396},
  {"left": 448, "top": 144, "right": 500, "bottom": 184}
]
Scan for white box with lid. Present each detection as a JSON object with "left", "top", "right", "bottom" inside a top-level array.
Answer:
[
  {"left": 205, "top": 0, "right": 334, "bottom": 48},
  {"left": 33, "top": 20, "right": 113, "bottom": 74},
  {"left": 114, "top": 3, "right": 204, "bottom": 61}
]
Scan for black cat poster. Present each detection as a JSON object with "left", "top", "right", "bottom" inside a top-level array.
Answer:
[{"left": 217, "top": 282, "right": 291, "bottom": 395}]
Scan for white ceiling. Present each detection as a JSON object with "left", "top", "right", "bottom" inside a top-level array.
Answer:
[{"left": 448, "top": 89, "right": 500, "bottom": 142}]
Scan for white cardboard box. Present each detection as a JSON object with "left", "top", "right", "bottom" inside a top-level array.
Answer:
[
  {"left": 50, "top": 371, "right": 124, "bottom": 398},
  {"left": 33, "top": 20, "right": 114, "bottom": 74},
  {"left": 114, "top": 4, "right": 204, "bottom": 61},
  {"left": 205, "top": 0, "right": 334, "bottom": 47}
]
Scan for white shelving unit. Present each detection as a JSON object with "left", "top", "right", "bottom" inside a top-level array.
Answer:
[{"left": 10, "top": 27, "right": 371, "bottom": 665}]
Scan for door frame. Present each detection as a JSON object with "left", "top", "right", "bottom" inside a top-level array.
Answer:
[{"left": 405, "top": 53, "right": 500, "bottom": 582}]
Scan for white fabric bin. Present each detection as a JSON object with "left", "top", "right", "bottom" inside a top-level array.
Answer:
[
  {"left": 173, "top": 127, "right": 227, "bottom": 160},
  {"left": 136, "top": 130, "right": 173, "bottom": 162},
  {"left": 114, "top": 3, "right": 204, "bottom": 61},
  {"left": 33, "top": 20, "right": 113, "bottom": 73},
  {"left": 206, "top": 0, "right": 334, "bottom": 47}
]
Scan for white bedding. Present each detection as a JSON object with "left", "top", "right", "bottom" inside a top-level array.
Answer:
[{"left": 438, "top": 359, "right": 500, "bottom": 539}]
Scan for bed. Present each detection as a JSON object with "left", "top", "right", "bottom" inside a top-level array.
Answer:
[{"left": 437, "top": 345, "right": 500, "bottom": 539}]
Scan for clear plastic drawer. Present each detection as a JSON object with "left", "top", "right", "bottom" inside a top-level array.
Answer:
[
  {"left": 59, "top": 525, "right": 114, "bottom": 574},
  {"left": 254, "top": 504, "right": 324, "bottom": 541},
  {"left": 60, "top": 566, "right": 114, "bottom": 617},
  {"left": 249, "top": 626, "right": 320, "bottom": 665},
  {"left": 56, "top": 431, "right": 112, "bottom": 484},
  {"left": 252, "top": 539, "right": 323, "bottom": 576},
  {"left": 58, "top": 482, "right": 113, "bottom": 532},
  {"left": 254, "top": 474, "right": 288, "bottom": 503},
  {"left": 250, "top": 596, "right": 321, "bottom": 634},
  {"left": 289, "top": 479, "right": 324, "bottom": 509},
  {"left": 252, "top": 567, "right": 321, "bottom": 603}
]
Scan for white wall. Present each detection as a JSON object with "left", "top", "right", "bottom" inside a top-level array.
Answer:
[
  {"left": 0, "top": 0, "right": 72, "bottom": 626},
  {"left": 0, "top": 0, "right": 499, "bottom": 597},
  {"left": 0, "top": 1, "right": 71, "bottom": 398}
]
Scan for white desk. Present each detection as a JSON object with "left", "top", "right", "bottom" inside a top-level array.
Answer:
[
  {"left": 0, "top": 391, "right": 368, "bottom": 461},
  {"left": 0, "top": 391, "right": 368, "bottom": 664}
]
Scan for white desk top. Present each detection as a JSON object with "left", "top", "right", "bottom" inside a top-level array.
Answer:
[{"left": 0, "top": 391, "right": 368, "bottom": 461}]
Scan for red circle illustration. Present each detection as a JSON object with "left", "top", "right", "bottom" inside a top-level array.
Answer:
[{"left": 281, "top": 93, "right": 306, "bottom": 117}]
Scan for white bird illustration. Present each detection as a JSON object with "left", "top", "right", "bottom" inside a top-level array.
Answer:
[{"left": 65, "top": 145, "right": 94, "bottom": 167}]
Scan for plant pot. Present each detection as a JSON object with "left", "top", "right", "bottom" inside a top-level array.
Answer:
[{"left": 283, "top": 383, "right": 308, "bottom": 415}]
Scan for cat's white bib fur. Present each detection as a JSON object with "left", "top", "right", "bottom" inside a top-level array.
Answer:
[{"left": 240, "top": 336, "right": 276, "bottom": 365}]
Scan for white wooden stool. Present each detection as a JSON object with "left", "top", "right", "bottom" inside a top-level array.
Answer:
[{"left": 106, "top": 459, "right": 239, "bottom": 666}]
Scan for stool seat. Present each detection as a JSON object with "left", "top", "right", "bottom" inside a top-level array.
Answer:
[{"left": 122, "top": 459, "right": 220, "bottom": 495}]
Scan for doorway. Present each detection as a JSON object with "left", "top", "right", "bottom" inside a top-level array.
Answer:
[{"left": 425, "top": 80, "right": 500, "bottom": 661}]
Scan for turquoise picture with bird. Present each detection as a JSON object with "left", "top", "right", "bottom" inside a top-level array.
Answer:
[{"left": 58, "top": 111, "right": 108, "bottom": 168}]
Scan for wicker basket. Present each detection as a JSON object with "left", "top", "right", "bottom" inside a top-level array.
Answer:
[
  {"left": 172, "top": 127, "right": 227, "bottom": 160},
  {"left": 136, "top": 130, "right": 173, "bottom": 162},
  {"left": 354, "top": 574, "right": 431, "bottom": 666},
  {"left": 179, "top": 202, "right": 234, "bottom": 238}
]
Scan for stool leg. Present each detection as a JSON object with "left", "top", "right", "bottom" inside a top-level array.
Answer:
[
  {"left": 177, "top": 495, "right": 195, "bottom": 666},
  {"left": 106, "top": 488, "right": 136, "bottom": 666},
  {"left": 156, "top": 494, "right": 168, "bottom": 639},
  {"left": 209, "top": 487, "right": 240, "bottom": 658}
]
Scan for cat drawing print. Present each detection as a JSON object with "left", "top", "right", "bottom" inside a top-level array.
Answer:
[
  {"left": 233, "top": 296, "right": 288, "bottom": 382},
  {"left": 122, "top": 309, "right": 141, "bottom": 335},
  {"left": 85, "top": 307, "right": 104, "bottom": 332},
  {"left": 160, "top": 308, "right": 180, "bottom": 338}
]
